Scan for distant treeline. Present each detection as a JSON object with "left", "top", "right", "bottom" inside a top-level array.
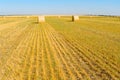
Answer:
[
  {"left": 86, "top": 14, "right": 120, "bottom": 17},
  {"left": 98, "top": 15, "right": 120, "bottom": 17}
]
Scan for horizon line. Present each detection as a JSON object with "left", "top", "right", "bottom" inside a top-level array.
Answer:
[{"left": 0, "top": 14, "right": 120, "bottom": 16}]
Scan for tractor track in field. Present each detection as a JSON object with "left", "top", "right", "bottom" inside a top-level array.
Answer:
[
  {"left": 60, "top": 35, "right": 120, "bottom": 79},
  {"left": 44, "top": 23, "right": 88, "bottom": 80},
  {"left": 45, "top": 23, "right": 100, "bottom": 79},
  {"left": 47, "top": 18, "right": 120, "bottom": 79},
  {"left": 0, "top": 20, "right": 32, "bottom": 64},
  {"left": 0, "top": 23, "right": 31, "bottom": 68},
  {"left": 44, "top": 23, "right": 120, "bottom": 80},
  {"left": 64, "top": 31, "right": 120, "bottom": 78},
  {"left": 0, "top": 23, "right": 34, "bottom": 80}
]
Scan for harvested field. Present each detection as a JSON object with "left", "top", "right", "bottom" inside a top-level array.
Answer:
[{"left": 0, "top": 16, "right": 120, "bottom": 80}]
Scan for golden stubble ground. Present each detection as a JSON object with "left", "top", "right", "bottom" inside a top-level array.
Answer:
[{"left": 0, "top": 16, "right": 120, "bottom": 80}]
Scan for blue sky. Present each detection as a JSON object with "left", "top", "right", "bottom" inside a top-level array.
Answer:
[{"left": 0, "top": 0, "right": 120, "bottom": 15}]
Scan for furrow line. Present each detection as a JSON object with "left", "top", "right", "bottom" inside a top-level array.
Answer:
[
  {"left": 44, "top": 24, "right": 66, "bottom": 80},
  {"left": 22, "top": 29, "right": 35, "bottom": 80},
  {"left": 41, "top": 23, "right": 49, "bottom": 80},
  {"left": 20, "top": 26, "right": 35, "bottom": 80},
  {"left": 63, "top": 37, "right": 118, "bottom": 79},
  {"left": 28, "top": 27, "right": 37, "bottom": 80},
  {"left": 0, "top": 25, "right": 31, "bottom": 80},
  {"left": 36, "top": 25, "right": 42, "bottom": 79},
  {"left": 46, "top": 24, "right": 77, "bottom": 80},
  {"left": 47, "top": 23, "right": 92, "bottom": 80},
  {"left": 70, "top": 38, "right": 120, "bottom": 79}
]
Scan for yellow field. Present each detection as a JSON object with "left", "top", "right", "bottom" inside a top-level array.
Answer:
[{"left": 0, "top": 16, "right": 120, "bottom": 80}]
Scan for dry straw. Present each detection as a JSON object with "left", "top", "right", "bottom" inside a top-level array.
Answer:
[
  {"left": 72, "top": 16, "right": 79, "bottom": 21},
  {"left": 58, "top": 16, "right": 61, "bottom": 18},
  {"left": 26, "top": 16, "right": 30, "bottom": 18},
  {"left": 38, "top": 16, "right": 45, "bottom": 22}
]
